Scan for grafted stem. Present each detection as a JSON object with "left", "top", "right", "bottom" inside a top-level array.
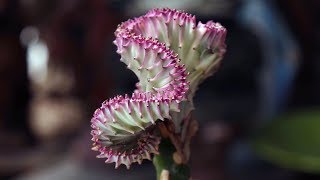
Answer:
[
  {"left": 153, "top": 139, "right": 190, "bottom": 180},
  {"left": 154, "top": 116, "right": 198, "bottom": 180}
]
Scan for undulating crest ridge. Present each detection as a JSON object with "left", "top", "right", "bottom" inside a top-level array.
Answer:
[
  {"left": 91, "top": 8, "right": 226, "bottom": 169},
  {"left": 117, "top": 8, "right": 227, "bottom": 95}
]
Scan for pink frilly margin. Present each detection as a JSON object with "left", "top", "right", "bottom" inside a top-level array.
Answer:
[{"left": 91, "top": 8, "right": 226, "bottom": 169}]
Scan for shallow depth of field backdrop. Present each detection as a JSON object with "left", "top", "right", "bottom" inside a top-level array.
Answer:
[{"left": 0, "top": 0, "right": 319, "bottom": 180}]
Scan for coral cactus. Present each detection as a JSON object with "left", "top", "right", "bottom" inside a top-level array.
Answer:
[{"left": 91, "top": 8, "right": 227, "bottom": 176}]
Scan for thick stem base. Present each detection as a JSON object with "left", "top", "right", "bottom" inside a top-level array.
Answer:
[{"left": 153, "top": 139, "right": 190, "bottom": 180}]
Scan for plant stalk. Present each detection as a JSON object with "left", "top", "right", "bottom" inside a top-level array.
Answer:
[{"left": 153, "top": 139, "right": 190, "bottom": 180}]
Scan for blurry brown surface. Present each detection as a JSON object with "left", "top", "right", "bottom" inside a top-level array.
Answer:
[
  {"left": 42, "top": 0, "right": 118, "bottom": 107},
  {"left": 0, "top": 0, "right": 31, "bottom": 147},
  {"left": 0, "top": 0, "right": 120, "bottom": 178}
]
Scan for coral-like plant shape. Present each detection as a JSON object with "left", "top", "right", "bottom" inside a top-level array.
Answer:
[{"left": 91, "top": 8, "right": 226, "bottom": 170}]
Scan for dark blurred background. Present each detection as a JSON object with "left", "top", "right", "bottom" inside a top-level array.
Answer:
[{"left": 0, "top": 0, "right": 319, "bottom": 179}]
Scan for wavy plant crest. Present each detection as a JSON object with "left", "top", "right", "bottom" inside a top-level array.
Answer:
[{"left": 91, "top": 8, "right": 227, "bottom": 169}]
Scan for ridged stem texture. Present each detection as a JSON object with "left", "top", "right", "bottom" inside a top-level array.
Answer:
[{"left": 90, "top": 8, "right": 227, "bottom": 170}]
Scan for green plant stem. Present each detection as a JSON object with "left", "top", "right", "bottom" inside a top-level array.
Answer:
[{"left": 153, "top": 139, "right": 190, "bottom": 180}]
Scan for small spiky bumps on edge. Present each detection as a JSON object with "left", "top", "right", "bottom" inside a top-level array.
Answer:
[
  {"left": 91, "top": 32, "right": 188, "bottom": 169},
  {"left": 91, "top": 8, "right": 226, "bottom": 169},
  {"left": 118, "top": 8, "right": 227, "bottom": 95}
]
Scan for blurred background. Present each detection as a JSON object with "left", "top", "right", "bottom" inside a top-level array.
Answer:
[{"left": 0, "top": 0, "right": 319, "bottom": 179}]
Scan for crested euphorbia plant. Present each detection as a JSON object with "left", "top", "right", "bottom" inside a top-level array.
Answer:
[{"left": 91, "top": 8, "right": 226, "bottom": 179}]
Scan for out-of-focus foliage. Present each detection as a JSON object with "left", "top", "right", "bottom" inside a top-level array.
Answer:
[{"left": 253, "top": 109, "right": 320, "bottom": 173}]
